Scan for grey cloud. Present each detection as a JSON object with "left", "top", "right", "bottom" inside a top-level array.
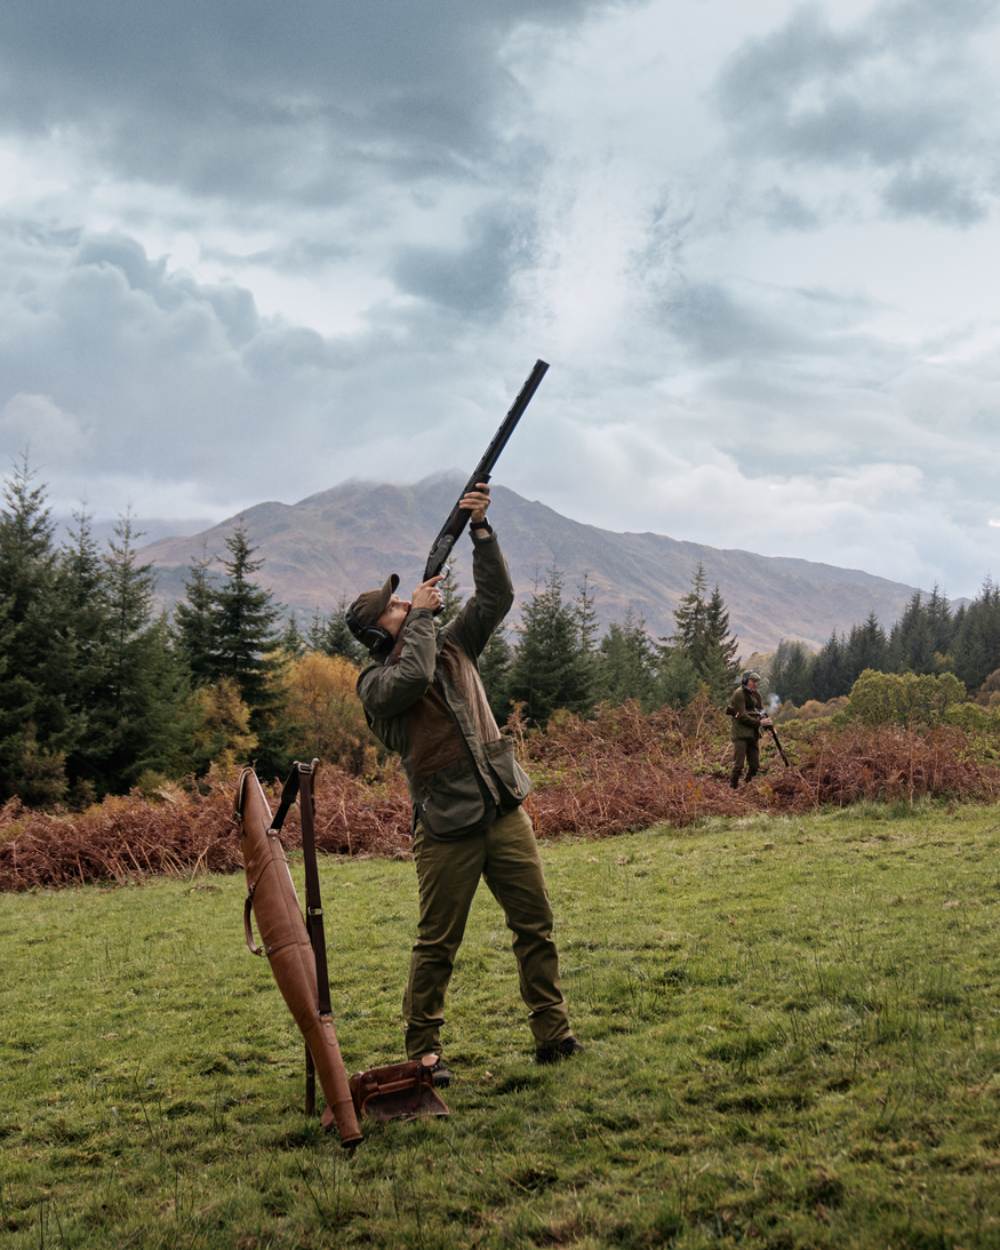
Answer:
[
  {"left": 777, "top": 94, "right": 960, "bottom": 167},
  {"left": 391, "top": 205, "right": 534, "bottom": 316},
  {"left": 0, "top": 225, "right": 355, "bottom": 492},
  {"left": 665, "top": 281, "right": 810, "bottom": 362},
  {"left": 0, "top": 1, "right": 623, "bottom": 203},
  {"left": 715, "top": 0, "right": 998, "bottom": 225},
  {"left": 882, "top": 168, "right": 987, "bottom": 226},
  {"left": 759, "top": 187, "right": 821, "bottom": 231},
  {"left": 877, "top": 0, "right": 1000, "bottom": 45},
  {"left": 75, "top": 235, "right": 261, "bottom": 345},
  {"left": 204, "top": 238, "right": 356, "bottom": 275},
  {"left": 0, "top": 221, "right": 542, "bottom": 512}
]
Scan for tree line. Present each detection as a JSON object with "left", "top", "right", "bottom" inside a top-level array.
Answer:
[
  {"left": 0, "top": 458, "right": 748, "bottom": 806},
  {"left": 769, "top": 586, "right": 1000, "bottom": 706}
]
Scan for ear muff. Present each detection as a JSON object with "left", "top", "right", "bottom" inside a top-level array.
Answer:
[
  {"left": 359, "top": 624, "right": 393, "bottom": 653},
  {"left": 345, "top": 605, "right": 393, "bottom": 655}
]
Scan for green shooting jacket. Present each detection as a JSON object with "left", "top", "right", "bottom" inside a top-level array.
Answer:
[
  {"left": 357, "top": 532, "right": 531, "bottom": 839},
  {"left": 727, "top": 684, "right": 764, "bottom": 741}
]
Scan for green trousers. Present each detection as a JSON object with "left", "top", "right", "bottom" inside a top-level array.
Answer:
[
  {"left": 730, "top": 737, "right": 760, "bottom": 787},
  {"left": 403, "top": 805, "right": 572, "bottom": 1058}
]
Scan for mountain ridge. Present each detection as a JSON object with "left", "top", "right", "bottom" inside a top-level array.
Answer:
[{"left": 140, "top": 475, "right": 925, "bottom": 656}]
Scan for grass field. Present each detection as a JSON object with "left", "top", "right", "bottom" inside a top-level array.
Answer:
[{"left": 1, "top": 803, "right": 998, "bottom": 1249}]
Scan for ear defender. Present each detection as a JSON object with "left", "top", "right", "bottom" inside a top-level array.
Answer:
[
  {"left": 345, "top": 604, "right": 394, "bottom": 655},
  {"left": 360, "top": 623, "right": 393, "bottom": 653}
]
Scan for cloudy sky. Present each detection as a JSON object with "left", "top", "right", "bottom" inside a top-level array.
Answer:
[{"left": 1, "top": 0, "right": 998, "bottom": 597}]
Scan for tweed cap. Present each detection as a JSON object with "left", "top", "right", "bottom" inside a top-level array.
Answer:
[{"left": 346, "top": 573, "right": 399, "bottom": 641}]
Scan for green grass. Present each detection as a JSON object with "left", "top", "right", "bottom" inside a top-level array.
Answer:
[{"left": 1, "top": 803, "right": 998, "bottom": 1250}]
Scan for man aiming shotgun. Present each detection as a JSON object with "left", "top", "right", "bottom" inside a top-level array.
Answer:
[{"left": 345, "top": 362, "right": 581, "bottom": 1081}]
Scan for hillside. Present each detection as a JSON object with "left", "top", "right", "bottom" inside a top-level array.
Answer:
[{"left": 141, "top": 474, "right": 923, "bottom": 654}]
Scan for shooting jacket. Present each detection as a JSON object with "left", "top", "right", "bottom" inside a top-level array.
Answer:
[
  {"left": 727, "top": 685, "right": 764, "bottom": 741},
  {"left": 357, "top": 532, "right": 531, "bottom": 839}
]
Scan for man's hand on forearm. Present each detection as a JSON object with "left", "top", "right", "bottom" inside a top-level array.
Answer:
[{"left": 459, "top": 482, "right": 491, "bottom": 524}]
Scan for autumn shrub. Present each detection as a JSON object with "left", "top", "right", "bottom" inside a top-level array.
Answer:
[
  {"left": 779, "top": 696, "right": 848, "bottom": 722},
  {"left": 280, "top": 652, "right": 379, "bottom": 776},
  {"left": 846, "top": 669, "right": 965, "bottom": 726},
  {"left": 2, "top": 700, "right": 999, "bottom": 890}
]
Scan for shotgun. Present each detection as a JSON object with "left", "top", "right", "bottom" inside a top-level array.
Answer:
[{"left": 423, "top": 359, "right": 549, "bottom": 582}]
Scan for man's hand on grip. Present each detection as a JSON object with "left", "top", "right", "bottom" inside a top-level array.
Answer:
[{"left": 411, "top": 575, "right": 445, "bottom": 613}]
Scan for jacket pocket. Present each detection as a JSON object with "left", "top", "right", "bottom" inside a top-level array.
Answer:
[
  {"left": 483, "top": 737, "right": 532, "bottom": 805},
  {"left": 418, "top": 757, "right": 489, "bottom": 839}
]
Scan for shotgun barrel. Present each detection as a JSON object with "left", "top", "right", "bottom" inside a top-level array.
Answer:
[{"left": 422, "top": 359, "right": 549, "bottom": 582}]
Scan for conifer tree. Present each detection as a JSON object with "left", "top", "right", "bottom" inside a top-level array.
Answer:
[
  {"left": 95, "top": 514, "right": 187, "bottom": 790},
  {"left": 574, "top": 572, "right": 601, "bottom": 699},
  {"left": 507, "top": 567, "right": 593, "bottom": 723},
  {"left": 212, "top": 522, "right": 282, "bottom": 708},
  {"left": 212, "top": 522, "right": 287, "bottom": 775},
  {"left": 844, "top": 611, "right": 889, "bottom": 686},
  {"left": 478, "top": 620, "right": 513, "bottom": 723},
  {"left": 58, "top": 509, "right": 116, "bottom": 799},
  {"left": 926, "top": 586, "right": 954, "bottom": 661},
  {"left": 309, "top": 603, "right": 365, "bottom": 663},
  {"left": 651, "top": 644, "right": 701, "bottom": 708},
  {"left": 278, "top": 612, "right": 306, "bottom": 657},
  {"left": 702, "top": 584, "right": 741, "bottom": 700},
  {"left": 889, "top": 592, "right": 935, "bottom": 674},
  {"left": 673, "top": 563, "right": 709, "bottom": 668},
  {"left": 596, "top": 609, "right": 656, "bottom": 707},
  {"left": 0, "top": 456, "right": 76, "bottom": 802},
  {"left": 769, "top": 640, "right": 812, "bottom": 705},
  {"left": 174, "top": 552, "right": 219, "bottom": 684},
  {"left": 436, "top": 562, "right": 463, "bottom": 626},
  {"left": 672, "top": 565, "right": 740, "bottom": 702},
  {"left": 953, "top": 578, "right": 1000, "bottom": 691},
  {"left": 810, "top": 632, "right": 848, "bottom": 701}
]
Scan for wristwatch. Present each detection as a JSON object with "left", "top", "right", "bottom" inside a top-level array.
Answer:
[{"left": 470, "top": 519, "right": 493, "bottom": 535}]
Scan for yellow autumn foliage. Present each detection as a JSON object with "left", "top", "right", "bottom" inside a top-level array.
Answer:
[{"left": 280, "top": 652, "right": 378, "bottom": 775}]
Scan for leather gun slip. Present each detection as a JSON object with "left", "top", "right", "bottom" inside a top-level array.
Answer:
[{"left": 236, "top": 766, "right": 362, "bottom": 1147}]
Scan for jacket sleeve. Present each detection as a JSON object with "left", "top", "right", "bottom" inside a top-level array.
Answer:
[
  {"left": 443, "top": 532, "right": 515, "bottom": 658},
  {"left": 357, "top": 610, "right": 438, "bottom": 717}
]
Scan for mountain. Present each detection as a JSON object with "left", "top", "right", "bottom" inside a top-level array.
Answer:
[{"left": 140, "top": 475, "right": 924, "bottom": 656}]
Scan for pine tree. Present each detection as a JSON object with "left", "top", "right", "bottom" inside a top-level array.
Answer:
[
  {"left": 596, "top": 609, "right": 656, "bottom": 707},
  {"left": 211, "top": 522, "right": 287, "bottom": 775},
  {"left": 174, "top": 552, "right": 219, "bottom": 685},
  {"left": 702, "top": 584, "right": 741, "bottom": 701},
  {"left": 844, "top": 611, "right": 889, "bottom": 687},
  {"left": 57, "top": 509, "right": 116, "bottom": 799},
  {"left": 953, "top": 578, "right": 1000, "bottom": 691},
  {"left": 810, "top": 632, "right": 848, "bottom": 701},
  {"left": 0, "top": 455, "right": 76, "bottom": 802},
  {"left": 673, "top": 563, "right": 709, "bottom": 669},
  {"left": 478, "top": 620, "right": 513, "bottom": 724},
  {"left": 436, "top": 563, "right": 463, "bottom": 626},
  {"left": 94, "top": 514, "right": 188, "bottom": 791},
  {"left": 926, "top": 586, "right": 955, "bottom": 659},
  {"left": 507, "top": 567, "right": 594, "bottom": 723},
  {"left": 574, "top": 572, "right": 601, "bottom": 702},
  {"left": 672, "top": 565, "right": 740, "bottom": 702},
  {"left": 651, "top": 644, "right": 701, "bottom": 708},
  {"left": 278, "top": 612, "right": 306, "bottom": 657},
  {"left": 769, "top": 640, "right": 813, "bottom": 705},
  {"left": 307, "top": 602, "right": 364, "bottom": 663},
  {"left": 212, "top": 522, "right": 282, "bottom": 708},
  {"left": 889, "top": 592, "right": 935, "bottom": 674}
]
